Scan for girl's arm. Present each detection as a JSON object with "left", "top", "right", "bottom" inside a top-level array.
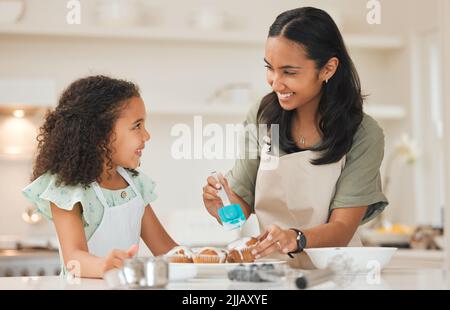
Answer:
[
  {"left": 253, "top": 206, "right": 368, "bottom": 258},
  {"left": 140, "top": 205, "right": 178, "bottom": 256},
  {"left": 51, "top": 202, "right": 136, "bottom": 278}
]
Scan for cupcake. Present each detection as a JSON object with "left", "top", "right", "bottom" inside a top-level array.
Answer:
[
  {"left": 226, "top": 237, "right": 259, "bottom": 263},
  {"left": 192, "top": 247, "right": 227, "bottom": 264},
  {"left": 164, "top": 246, "right": 194, "bottom": 263}
]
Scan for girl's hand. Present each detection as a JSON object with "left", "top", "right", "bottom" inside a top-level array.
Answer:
[
  {"left": 202, "top": 173, "right": 237, "bottom": 220},
  {"left": 252, "top": 225, "right": 298, "bottom": 259},
  {"left": 102, "top": 244, "right": 139, "bottom": 274}
]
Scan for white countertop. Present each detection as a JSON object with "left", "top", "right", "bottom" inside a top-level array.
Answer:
[{"left": 0, "top": 267, "right": 447, "bottom": 290}]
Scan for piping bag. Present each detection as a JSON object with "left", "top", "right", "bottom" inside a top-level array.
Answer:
[{"left": 211, "top": 171, "right": 246, "bottom": 230}]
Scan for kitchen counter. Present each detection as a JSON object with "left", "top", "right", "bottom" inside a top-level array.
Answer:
[{"left": 0, "top": 267, "right": 447, "bottom": 290}]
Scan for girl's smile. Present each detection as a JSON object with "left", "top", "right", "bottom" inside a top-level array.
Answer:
[
  {"left": 110, "top": 96, "right": 150, "bottom": 169},
  {"left": 135, "top": 149, "right": 142, "bottom": 157}
]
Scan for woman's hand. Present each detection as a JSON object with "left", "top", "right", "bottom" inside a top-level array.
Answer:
[
  {"left": 252, "top": 225, "right": 298, "bottom": 259},
  {"left": 102, "top": 244, "right": 139, "bottom": 274},
  {"left": 202, "top": 173, "right": 238, "bottom": 221}
]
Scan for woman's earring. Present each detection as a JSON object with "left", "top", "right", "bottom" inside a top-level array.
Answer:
[{"left": 325, "top": 79, "right": 329, "bottom": 84}]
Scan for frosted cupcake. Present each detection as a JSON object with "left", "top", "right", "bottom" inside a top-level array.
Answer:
[
  {"left": 226, "top": 237, "right": 259, "bottom": 263},
  {"left": 192, "top": 247, "right": 227, "bottom": 264},
  {"left": 164, "top": 246, "right": 194, "bottom": 263}
]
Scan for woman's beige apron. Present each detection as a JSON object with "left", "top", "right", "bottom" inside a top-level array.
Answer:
[{"left": 254, "top": 139, "right": 361, "bottom": 269}]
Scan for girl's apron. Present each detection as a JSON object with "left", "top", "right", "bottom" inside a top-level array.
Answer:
[{"left": 87, "top": 167, "right": 145, "bottom": 257}]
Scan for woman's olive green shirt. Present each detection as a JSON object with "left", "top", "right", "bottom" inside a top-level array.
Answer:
[{"left": 226, "top": 103, "right": 388, "bottom": 224}]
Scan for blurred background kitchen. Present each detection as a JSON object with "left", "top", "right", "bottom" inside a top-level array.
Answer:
[{"left": 0, "top": 0, "right": 449, "bottom": 277}]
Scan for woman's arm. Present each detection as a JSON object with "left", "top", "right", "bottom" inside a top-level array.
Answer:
[
  {"left": 253, "top": 206, "right": 368, "bottom": 258},
  {"left": 302, "top": 206, "right": 368, "bottom": 247},
  {"left": 140, "top": 205, "right": 178, "bottom": 256},
  {"left": 51, "top": 202, "right": 137, "bottom": 278}
]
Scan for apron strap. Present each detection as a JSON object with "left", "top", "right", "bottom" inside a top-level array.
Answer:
[
  {"left": 116, "top": 167, "right": 143, "bottom": 200},
  {"left": 92, "top": 182, "right": 109, "bottom": 209},
  {"left": 91, "top": 167, "right": 143, "bottom": 209}
]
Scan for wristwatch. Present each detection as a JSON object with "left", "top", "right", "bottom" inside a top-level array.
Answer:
[{"left": 287, "top": 228, "right": 307, "bottom": 258}]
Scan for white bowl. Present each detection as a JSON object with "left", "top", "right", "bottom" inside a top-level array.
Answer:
[
  {"left": 434, "top": 235, "right": 445, "bottom": 250},
  {"left": 304, "top": 247, "right": 397, "bottom": 272},
  {"left": 188, "top": 8, "right": 228, "bottom": 31},
  {"left": 96, "top": 0, "right": 142, "bottom": 27},
  {"left": 0, "top": 0, "right": 25, "bottom": 24}
]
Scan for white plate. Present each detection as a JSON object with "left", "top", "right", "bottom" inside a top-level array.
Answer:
[
  {"left": 304, "top": 247, "right": 397, "bottom": 272},
  {"left": 169, "top": 264, "right": 197, "bottom": 282},
  {"left": 170, "top": 259, "right": 286, "bottom": 278}
]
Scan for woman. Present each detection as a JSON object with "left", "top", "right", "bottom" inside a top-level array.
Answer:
[{"left": 202, "top": 7, "right": 388, "bottom": 268}]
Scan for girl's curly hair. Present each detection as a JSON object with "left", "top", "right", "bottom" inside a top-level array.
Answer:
[{"left": 32, "top": 75, "right": 141, "bottom": 187}]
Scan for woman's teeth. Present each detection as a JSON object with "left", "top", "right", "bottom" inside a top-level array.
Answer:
[{"left": 277, "top": 92, "right": 294, "bottom": 100}]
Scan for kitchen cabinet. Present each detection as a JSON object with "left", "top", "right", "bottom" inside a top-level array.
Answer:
[
  {"left": 0, "top": 250, "right": 60, "bottom": 277},
  {"left": 0, "top": 23, "right": 406, "bottom": 121},
  {"left": 0, "top": 24, "right": 404, "bottom": 50}
]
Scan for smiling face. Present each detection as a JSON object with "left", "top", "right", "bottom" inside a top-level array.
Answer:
[
  {"left": 264, "top": 36, "right": 325, "bottom": 111},
  {"left": 109, "top": 96, "right": 150, "bottom": 169}
]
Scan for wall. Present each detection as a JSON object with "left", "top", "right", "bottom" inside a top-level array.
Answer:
[
  {"left": 438, "top": 0, "right": 450, "bottom": 276},
  {"left": 0, "top": 0, "right": 439, "bottom": 245}
]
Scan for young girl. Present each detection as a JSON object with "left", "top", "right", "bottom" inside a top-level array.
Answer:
[{"left": 22, "top": 75, "right": 177, "bottom": 278}]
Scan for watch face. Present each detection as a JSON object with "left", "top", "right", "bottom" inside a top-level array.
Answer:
[
  {"left": 299, "top": 233, "right": 307, "bottom": 249},
  {"left": 289, "top": 229, "right": 306, "bottom": 254}
]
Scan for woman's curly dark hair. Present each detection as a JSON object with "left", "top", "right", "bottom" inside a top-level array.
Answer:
[{"left": 32, "top": 75, "right": 141, "bottom": 187}]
